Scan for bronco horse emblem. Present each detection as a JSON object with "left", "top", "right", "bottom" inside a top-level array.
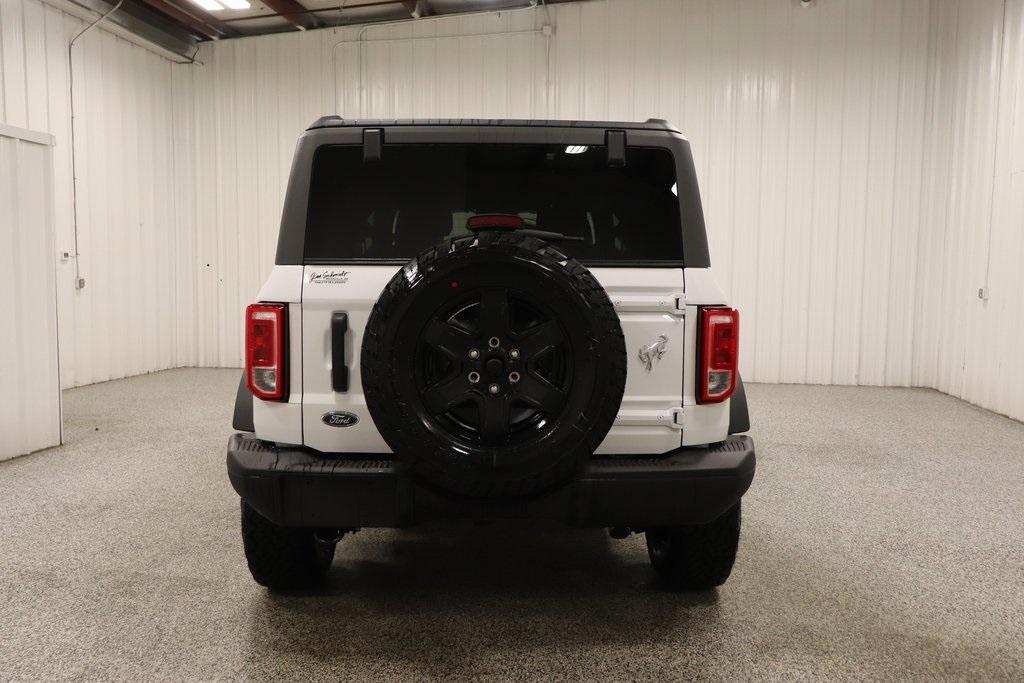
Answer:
[{"left": 638, "top": 335, "right": 669, "bottom": 372}]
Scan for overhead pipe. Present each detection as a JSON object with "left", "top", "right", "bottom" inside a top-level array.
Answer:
[
  {"left": 219, "top": 0, "right": 405, "bottom": 24},
  {"left": 222, "top": 0, "right": 535, "bottom": 27}
]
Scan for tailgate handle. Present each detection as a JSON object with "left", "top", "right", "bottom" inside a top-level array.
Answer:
[{"left": 331, "top": 312, "right": 349, "bottom": 392}]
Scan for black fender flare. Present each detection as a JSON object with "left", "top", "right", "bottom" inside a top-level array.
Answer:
[
  {"left": 233, "top": 373, "right": 255, "bottom": 432},
  {"left": 728, "top": 375, "right": 750, "bottom": 434}
]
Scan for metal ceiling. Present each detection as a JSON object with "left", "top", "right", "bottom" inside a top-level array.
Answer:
[{"left": 64, "top": 0, "right": 582, "bottom": 57}]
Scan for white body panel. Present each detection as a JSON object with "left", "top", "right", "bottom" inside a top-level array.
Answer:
[
  {"left": 681, "top": 268, "right": 732, "bottom": 446},
  {"left": 252, "top": 264, "right": 734, "bottom": 452},
  {"left": 251, "top": 266, "right": 304, "bottom": 445}
]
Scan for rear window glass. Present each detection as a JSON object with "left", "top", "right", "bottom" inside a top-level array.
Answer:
[{"left": 304, "top": 143, "right": 682, "bottom": 263}]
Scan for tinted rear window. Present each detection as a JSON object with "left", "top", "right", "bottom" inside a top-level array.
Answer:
[{"left": 305, "top": 143, "right": 682, "bottom": 263}]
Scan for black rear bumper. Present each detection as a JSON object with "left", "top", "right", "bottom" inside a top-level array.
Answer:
[{"left": 226, "top": 433, "right": 755, "bottom": 529}]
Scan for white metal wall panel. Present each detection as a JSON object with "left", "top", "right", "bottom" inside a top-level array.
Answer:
[
  {"left": 0, "top": 0, "right": 189, "bottom": 388},
  {"left": 977, "top": 0, "right": 1024, "bottom": 421},
  {"left": 0, "top": 127, "right": 61, "bottom": 460},
  {"left": 913, "top": 0, "right": 1024, "bottom": 421},
  {"left": 5, "top": 0, "right": 1019, "bottom": 422},
  {"left": 177, "top": 0, "right": 938, "bottom": 389}
]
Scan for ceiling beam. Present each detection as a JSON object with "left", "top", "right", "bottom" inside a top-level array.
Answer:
[
  {"left": 164, "top": 0, "right": 241, "bottom": 37},
  {"left": 219, "top": 0, "right": 428, "bottom": 26},
  {"left": 136, "top": 0, "right": 237, "bottom": 39},
  {"left": 260, "top": 0, "right": 322, "bottom": 30},
  {"left": 400, "top": 1, "right": 429, "bottom": 18}
]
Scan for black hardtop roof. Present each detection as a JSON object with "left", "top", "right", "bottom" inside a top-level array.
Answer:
[{"left": 306, "top": 116, "right": 681, "bottom": 133}]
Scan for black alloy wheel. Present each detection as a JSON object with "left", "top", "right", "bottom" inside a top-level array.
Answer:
[{"left": 414, "top": 287, "right": 572, "bottom": 448}]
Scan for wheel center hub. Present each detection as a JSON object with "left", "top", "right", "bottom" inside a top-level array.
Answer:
[{"left": 485, "top": 357, "right": 505, "bottom": 377}]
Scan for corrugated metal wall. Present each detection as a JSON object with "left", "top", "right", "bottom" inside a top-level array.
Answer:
[
  {"left": 3, "top": 0, "right": 1021, "bottom": 421},
  {"left": 0, "top": 0, "right": 191, "bottom": 388},
  {"left": 914, "top": 0, "right": 1024, "bottom": 421},
  {"left": 174, "top": 0, "right": 937, "bottom": 387},
  {"left": 0, "top": 124, "right": 61, "bottom": 460}
]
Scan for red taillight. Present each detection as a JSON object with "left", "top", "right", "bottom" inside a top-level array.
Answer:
[
  {"left": 467, "top": 214, "right": 525, "bottom": 231},
  {"left": 246, "top": 303, "right": 287, "bottom": 401},
  {"left": 698, "top": 307, "right": 739, "bottom": 403}
]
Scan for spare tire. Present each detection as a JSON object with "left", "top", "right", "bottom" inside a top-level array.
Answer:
[{"left": 361, "top": 231, "right": 626, "bottom": 498}]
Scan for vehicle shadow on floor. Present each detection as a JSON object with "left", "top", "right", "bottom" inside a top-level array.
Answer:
[{"left": 243, "top": 520, "right": 722, "bottom": 674}]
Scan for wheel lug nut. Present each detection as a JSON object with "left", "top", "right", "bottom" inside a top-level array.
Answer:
[
  {"left": 468, "top": 371, "right": 480, "bottom": 384},
  {"left": 509, "top": 348, "right": 520, "bottom": 360},
  {"left": 508, "top": 371, "right": 520, "bottom": 384},
  {"left": 488, "top": 336, "right": 500, "bottom": 349},
  {"left": 488, "top": 383, "right": 500, "bottom": 395},
  {"left": 468, "top": 348, "right": 480, "bottom": 360}
]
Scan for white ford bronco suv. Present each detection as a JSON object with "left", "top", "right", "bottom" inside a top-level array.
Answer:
[{"left": 228, "top": 118, "right": 754, "bottom": 591}]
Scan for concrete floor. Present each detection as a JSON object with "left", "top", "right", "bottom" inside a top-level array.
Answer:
[{"left": 1, "top": 369, "right": 1022, "bottom": 680}]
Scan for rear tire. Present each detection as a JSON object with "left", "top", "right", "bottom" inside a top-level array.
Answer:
[
  {"left": 240, "top": 501, "right": 337, "bottom": 590},
  {"left": 645, "top": 503, "right": 741, "bottom": 590},
  {"left": 361, "top": 231, "right": 625, "bottom": 498}
]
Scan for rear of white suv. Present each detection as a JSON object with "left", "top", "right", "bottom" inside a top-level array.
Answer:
[{"left": 228, "top": 119, "right": 754, "bottom": 592}]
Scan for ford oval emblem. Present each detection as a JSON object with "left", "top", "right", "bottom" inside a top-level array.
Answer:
[{"left": 322, "top": 411, "right": 359, "bottom": 428}]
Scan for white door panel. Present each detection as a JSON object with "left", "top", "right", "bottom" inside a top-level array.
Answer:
[
  {"left": 302, "top": 266, "right": 398, "bottom": 453},
  {"left": 300, "top": 265, "right": 686, "bottom": 455},
  {"left": 0, "top": 129, "right": 62, "bottom": 460},
  {"left": 590, "top": 268, "right": 685, "bottom": 454}
]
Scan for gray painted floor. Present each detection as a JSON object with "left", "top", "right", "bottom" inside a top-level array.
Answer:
[{"left": 1, "top": 369, "right": 1022, "bottom": 680}]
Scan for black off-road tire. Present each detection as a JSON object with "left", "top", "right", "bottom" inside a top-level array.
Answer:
[
  {"left": 645, "top": 503, "right": 741, "bottom": 590},
  {"left": 240, "top": 501, "right": 336, "bottom": 590},
  {"left": 361, "top": 231, "right": 626, "bottom": 499}
]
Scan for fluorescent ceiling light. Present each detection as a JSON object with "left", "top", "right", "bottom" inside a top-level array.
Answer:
[
  {"left": 564, "top": 145, "right": 588, "bottom": 154},
  {"left": 190, "top": 0, "right": 225, "bottom": 10},
  {"left": 220, "top": 0, "right": 251, "bottom": 8}
]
